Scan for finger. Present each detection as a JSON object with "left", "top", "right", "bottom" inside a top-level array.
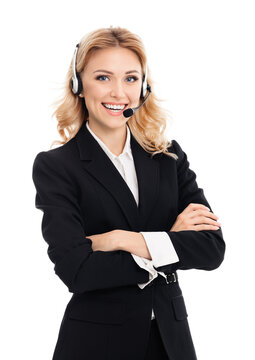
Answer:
[
  {"left": 201, "top": 209, "right": 219, "bottom": 220},
  {"left": 185, "top": 209, "right": 215, "bottom": 221},
  {"left": 192, "top": 224, "right": 220, "bottom": 231},
  {"left": 191, "top": 216, "right": 221, "bottom": 227},
  {"left": 190, "top": 210, "right": 219, "bottom": 221},
  {"left": 185, "top": 203, "right": 210, "bottom": 213}
]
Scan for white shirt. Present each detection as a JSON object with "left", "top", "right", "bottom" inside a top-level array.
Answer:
[{"left": 86, "top": 121, "right": 179, "bottom": 320}]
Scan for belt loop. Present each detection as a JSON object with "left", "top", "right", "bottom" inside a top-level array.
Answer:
[{"left": 165, "top": 272, "right": 177, "bottom": 284}]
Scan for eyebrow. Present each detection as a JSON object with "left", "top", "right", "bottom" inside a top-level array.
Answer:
[{"left": 93, "top": 69, "right": 140, "bottom": 75}]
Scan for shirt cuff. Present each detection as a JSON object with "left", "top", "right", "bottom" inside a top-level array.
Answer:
[
  {"left": 140, "top": 231, "right": 179, "bottom": 268},
  {"left": 131, "top": 253, "right": 159, "bottom": 289}
]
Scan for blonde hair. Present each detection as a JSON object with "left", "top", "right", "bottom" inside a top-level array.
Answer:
[{"left": 50, "top": 26, "right": 178, "bottom": 160}]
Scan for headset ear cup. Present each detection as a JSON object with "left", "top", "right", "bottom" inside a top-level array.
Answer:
[
  {"left": 143, "top": 80, "right": 147, "bottom": 98},
  {"left": 71, "top": 72, "right": 83, "bottom": 95},
  {"left": 140, "top": 87, "right": 143, "bottom": 99},
  {"left": 71, "top": 76, "right": 76, "bottom": 94},
  {"left": 140, "top": 75, "right": 145, "bottom": 99},
  {"left": 76, "top": 72, "right": 83, "bottom": 95}
]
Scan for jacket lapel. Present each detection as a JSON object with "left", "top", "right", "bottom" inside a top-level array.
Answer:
[{"left": 75, "top": 120, "right": 159, "bottom": 230}]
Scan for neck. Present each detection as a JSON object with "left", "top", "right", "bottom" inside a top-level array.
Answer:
[{"left": 87, "top": 120, "right": 127, "bottom": 156}]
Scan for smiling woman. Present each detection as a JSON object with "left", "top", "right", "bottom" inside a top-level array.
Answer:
[
  {"left": 50, "top": 26, "right": 178, "bottom": 160},
  {"left": 78, "top": 46, "right": 142, "bottom": 129},
  {"left": 32, "top": 26, "right": 225, "bottom": 360}
]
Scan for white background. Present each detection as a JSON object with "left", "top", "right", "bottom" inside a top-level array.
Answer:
[{"left": 1, "top": 0, "right": 254, "bottom": 359}]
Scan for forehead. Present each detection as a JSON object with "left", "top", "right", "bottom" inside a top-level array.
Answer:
[{"left": 85, "top": 47, "right": 142, "bottom": 73}]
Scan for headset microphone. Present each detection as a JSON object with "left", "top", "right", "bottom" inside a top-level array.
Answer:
[{"left": 123, "top": 84, "right": 151, "bottom": 118}]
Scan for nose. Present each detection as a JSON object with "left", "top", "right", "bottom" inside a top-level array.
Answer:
[{"left": 110, "top": 80, "right": 125, "bottom": 98}]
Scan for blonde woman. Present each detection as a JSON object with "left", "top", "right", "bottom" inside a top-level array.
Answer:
[{"left": 32, "top": 26, "right": 225, "bottom": 360}]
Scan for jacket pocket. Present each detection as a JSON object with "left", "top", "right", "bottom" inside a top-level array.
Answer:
[
  {"left": 68, "top": 298, "right": 126, "bottom": 325},
  {"left": 172, "top": 295, "right": 188, "bottom": 321}
]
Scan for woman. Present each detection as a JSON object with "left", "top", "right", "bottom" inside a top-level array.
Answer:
[{"left": 32, "top": 26, "right": 225, "bottom": 360}]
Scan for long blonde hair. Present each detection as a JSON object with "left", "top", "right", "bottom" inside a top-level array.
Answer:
[{"left": 50, "top": 26, "right": 178, "bottom": 160}]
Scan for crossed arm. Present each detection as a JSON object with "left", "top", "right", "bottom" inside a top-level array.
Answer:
[
  {"left": 87, "top": 230, "right": 152, "bottom": 259},
  {"left": 87, "top": 203, "right": 221, "bottom": 260}
]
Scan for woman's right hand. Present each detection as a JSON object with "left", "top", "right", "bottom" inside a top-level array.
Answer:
[{"left": 170, "top": 203, "right": 221, "bottom": 232}]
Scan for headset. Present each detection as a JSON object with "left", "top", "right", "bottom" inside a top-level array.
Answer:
[
  {"left": 71, "top": 44, "right": 83, "bottom": 96},
  {"left": 71, "top": 43, "right": 150, "bottom": 100}
]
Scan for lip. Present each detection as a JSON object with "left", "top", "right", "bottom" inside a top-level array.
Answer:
[
  {"left": 101, "top": 103, "right": 128, "bottom": 116},
  {"left": 102, "top": 102, "right": 127, "bottom": 105}
]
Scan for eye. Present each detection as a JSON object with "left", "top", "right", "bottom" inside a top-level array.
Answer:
[
  {"left": 126, "top": 76, "right": 138, "bottom": 82},
  {"left": 96, "top": 75, "right": 109, "bottom": 81},
  {"left": 95, "top": 75, "right": 139, "bottom": 82}
]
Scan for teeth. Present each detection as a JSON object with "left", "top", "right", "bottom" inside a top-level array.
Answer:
[{"left": 103, "top": 103, "right": 125, "bottom": 110}]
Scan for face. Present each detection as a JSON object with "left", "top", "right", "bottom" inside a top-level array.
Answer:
[{"left": 80, "top": 47, "right": 143, "bottom": 131}]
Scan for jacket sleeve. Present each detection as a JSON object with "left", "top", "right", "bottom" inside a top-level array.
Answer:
[
  {"left": 32, "top": 151, "right": 150, "bottom": 294},
  {"left": 156, "top": 139, "right": 226, "bottom": 273}
]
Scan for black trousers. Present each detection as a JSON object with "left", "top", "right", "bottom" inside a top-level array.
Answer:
[{"left": 144, "top": 319, "right": 169, "bottom": 360}]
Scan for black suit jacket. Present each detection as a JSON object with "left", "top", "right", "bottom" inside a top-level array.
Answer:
[{"left": 32, "top": 120, "right": 225, "bottom": 360}]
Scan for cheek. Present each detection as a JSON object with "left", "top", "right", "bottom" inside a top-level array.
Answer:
[
  {"left": 83, "top": 81, "right": 106, "bottom": 99},
  {"left": 129, "top": 87, "right": 141, "bottom": 103},
  {"left": 133, "top": 81, "right": 142, "bottom": 98}
]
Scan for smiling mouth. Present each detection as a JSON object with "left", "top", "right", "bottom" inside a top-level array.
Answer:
[{"left": 101, "top": 103, "right": 128, "bottom": 112}]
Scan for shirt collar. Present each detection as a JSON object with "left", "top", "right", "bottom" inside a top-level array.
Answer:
[{"left": 86, "top": 120, "right": 133, "bottom": 161}]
